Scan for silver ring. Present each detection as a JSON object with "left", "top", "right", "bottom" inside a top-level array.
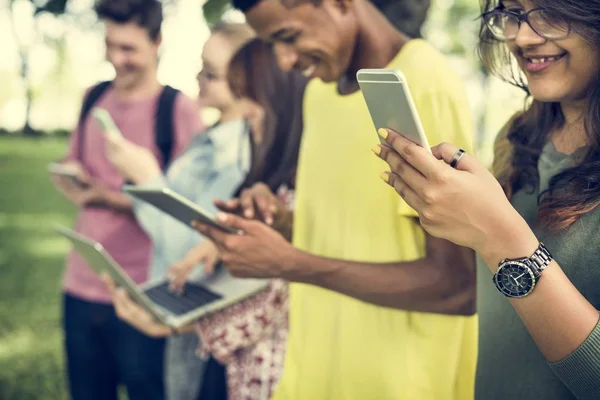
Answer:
[{"left": 450, "top": 149, "right": 466, "bottom": 169}]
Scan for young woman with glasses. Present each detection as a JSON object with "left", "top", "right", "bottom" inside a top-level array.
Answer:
[{"left": 373, "top": 0, "right": 600, "bottom": 398}]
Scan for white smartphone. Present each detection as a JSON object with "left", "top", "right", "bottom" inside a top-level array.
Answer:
[
  {"left": 92, "top": 108, "right": 122, "bottom": 139},
  {"left": 47, "top": 162, "right": 88, "bottom": 188},
  {"left": 48, "top": 162, "right": 78, "bottom": 177},
  {"left": 124, "top": 186, "right": 242, "bottom": 235},
  {"left": 356, "top": 69, "right": 430, "bottom": 152}
]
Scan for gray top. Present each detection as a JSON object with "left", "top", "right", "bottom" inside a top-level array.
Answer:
[{"left": 476, "top": 141, "right": 600, "bottom": 400}]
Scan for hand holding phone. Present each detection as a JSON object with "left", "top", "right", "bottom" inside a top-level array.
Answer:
[
  {"left": 48, "top": 162, "right": 90, "bottom": 188},
  {"left": 357, "top": 68, "right": 431, "bottom": 152},
  {"left": 92, "top": 108, "right": 122, "bottom": 139}
]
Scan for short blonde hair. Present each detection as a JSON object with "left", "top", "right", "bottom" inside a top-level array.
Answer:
[{"left": 210, "top": 22, "right": 255, "bottom": 53}]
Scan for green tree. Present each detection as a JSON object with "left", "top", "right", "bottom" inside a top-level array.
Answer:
[
  {"left": 7, "top": 0, "right": 68, "bottom": 136},
  {"left": 202, "top": 0, "right": 231, "bottom": 26},
  {"left": 424, "top": 0, "right": 489, "bottom": 145}
]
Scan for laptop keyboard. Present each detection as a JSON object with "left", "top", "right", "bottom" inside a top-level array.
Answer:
[{"left": 143, "top": 282, "right": 223, "bottom": 316}]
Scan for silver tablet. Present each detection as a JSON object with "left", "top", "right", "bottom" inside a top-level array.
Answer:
[{"left": 124, "top": 186, "right": 241, "bottom": 235}]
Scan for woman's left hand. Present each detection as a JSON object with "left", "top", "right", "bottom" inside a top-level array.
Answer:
[
  {"left": 104, "top": 133, "right": 161, "bottom": 184},
  {"left": 373, "top": 128, "right": 536, "bottom": 262}
]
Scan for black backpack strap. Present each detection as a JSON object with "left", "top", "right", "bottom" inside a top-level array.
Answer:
[
  {"left": 155, "top": 85, "right": 179, "bottom": 170},
  {"left": 76, "top": 81, "right": 112, "bottom": 162}
]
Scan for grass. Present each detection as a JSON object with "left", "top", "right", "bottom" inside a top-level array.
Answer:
[{"left": 0, "top": 136, "right": 76, "bottom": 400}]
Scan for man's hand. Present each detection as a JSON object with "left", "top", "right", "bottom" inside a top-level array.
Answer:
[
  {"left": 59, "top": 160, "right": 92, "bottom": 186},
  {"left": 192, "top": 213, "right": 297, "bottom": 279},
  {"left": 50, "top": 160, "right": 89, "bottom": 203},
  {"left": 167, "top": 240, "right": 220, "bottom": 294},
  {"left": 50, "top": 162, "right": 107, "bottom": 207},
  {"left": 215, "top": 183, "right": 284, "bottom": 226}
]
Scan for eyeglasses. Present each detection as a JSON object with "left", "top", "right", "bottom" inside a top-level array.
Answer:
[{"left": 482, "top": 8, "right": 571, "bottom": 41}]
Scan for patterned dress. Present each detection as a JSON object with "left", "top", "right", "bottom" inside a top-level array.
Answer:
[{"left": 194, "top": 187, "right": 295, "bottom": 400}]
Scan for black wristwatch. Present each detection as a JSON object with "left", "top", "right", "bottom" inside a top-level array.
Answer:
[{"left": 492, "top": 243, "right": 553, "bottom": 298}]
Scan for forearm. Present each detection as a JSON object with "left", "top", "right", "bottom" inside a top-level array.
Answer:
[
  {"left": 282, "top": 240, "right": 475, "bottom": 315},
  {"left": 510, "top": 263, "right": 599, "bottom": 362},
  {"left": 96, "top": 189, "right": 133, "bottom": 213},
  {"left": 481, "top": 225, "right": 600, "bottom": 363}
]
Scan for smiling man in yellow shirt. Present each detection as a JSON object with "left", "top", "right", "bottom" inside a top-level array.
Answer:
[{"left": 196, "top": 0, "right": 478, "bottom": 399}]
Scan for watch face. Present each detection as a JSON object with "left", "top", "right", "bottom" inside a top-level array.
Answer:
[{"left": 494, "top": 261, "right": 536, "bottom": 298}]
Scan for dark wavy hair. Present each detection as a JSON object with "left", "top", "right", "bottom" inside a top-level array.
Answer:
[
  {"left": 479, "top": 0, "right": 600, "bottom": 230},
  {"left": 94, "top": 0, "right": 162, "bottom": 41},
  {"left": 227, "top": 38, "right": 308, "bottom": 193}
]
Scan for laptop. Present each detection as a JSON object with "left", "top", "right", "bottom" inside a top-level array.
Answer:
[{"left": 56, "top": 226, "right": 269, "bottom": 329}]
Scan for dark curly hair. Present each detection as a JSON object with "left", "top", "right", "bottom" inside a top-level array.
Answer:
[
  {"left": 479, "top": 0, "right": 600, "bottom": 231},
  {"left": 94, "top": 0, "right": 163, "bottom": 41}
]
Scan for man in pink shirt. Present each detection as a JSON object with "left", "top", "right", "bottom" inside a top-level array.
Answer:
[{"left": 50, "top": 1, "right": 201, "bottom": 399}]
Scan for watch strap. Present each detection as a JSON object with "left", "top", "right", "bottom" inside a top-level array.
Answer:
[{"left": 527, "top": 242, "right": 553, "bottom": 278}]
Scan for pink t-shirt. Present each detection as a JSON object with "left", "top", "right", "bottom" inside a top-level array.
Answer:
[{"left": 63, "top": 85, "right": 202, "bottom": 303}]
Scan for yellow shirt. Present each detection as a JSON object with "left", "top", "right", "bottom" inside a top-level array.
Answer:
[{"left": 273, "top": 40, "right": 477, "bottom": 400}]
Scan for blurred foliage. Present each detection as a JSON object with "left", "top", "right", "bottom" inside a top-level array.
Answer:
[
  {"left": 8, "top": 0, "right": 71, "bottom": 135},
  {"left": 32, "top": 0, "right": 68, "bottom": 15},
  {"left": 203, "top": 0, "right": 231, "bottom": 27},
  {"left": 371, "top": 0, "right": 431, "bottom": 38},
  {"left": 424, "top": 0, "right": 482, "bottom": 56}
]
